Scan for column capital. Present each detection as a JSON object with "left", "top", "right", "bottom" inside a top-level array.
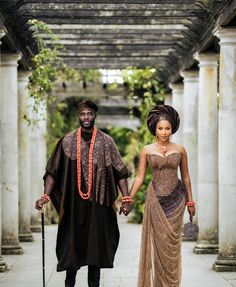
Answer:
[
  {"left": 0, "top": 28, "right": 5, "bottom": 39},
  {"left": 164, "top": 93, "right": 172, "bottom": 106},
  {"left": 194, "top": 53, "right": 218, "bottom": 67},
  {"left": 180, "top": 70, "right": 199, "bottom": 83},
  {"left": 18, "top": 70, "right": 32, "bottom": 82},
  {"left": 0, "top": 53, "right": 22, "bottom": 67},
  {"left": 214, "top": 27, "right": 236, "bottom": 45},
  {"left": 169, "top": 82, "right": 184, "bottom": 93}
]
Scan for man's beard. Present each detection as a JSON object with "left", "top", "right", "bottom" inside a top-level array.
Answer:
[{"left": 79, "top": 118, "right": 95, "bottom": 129}]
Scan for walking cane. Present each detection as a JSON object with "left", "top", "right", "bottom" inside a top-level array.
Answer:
[{"left": 41, "top": 208, "right": 46, "bottom": 287}]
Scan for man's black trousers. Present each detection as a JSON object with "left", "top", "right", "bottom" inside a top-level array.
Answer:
[{"left": 65, "top": 265, "right": 100, "bottom": 287}]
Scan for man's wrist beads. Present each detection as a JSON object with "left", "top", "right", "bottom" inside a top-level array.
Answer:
[
  {"left": 41, "top": 194, "right": 51, "bottom": 202},
  {"left": 122, "top": 196, "right": 133, "bottom": 204}
]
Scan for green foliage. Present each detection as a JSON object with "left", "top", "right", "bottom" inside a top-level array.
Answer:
[
  {"left": 104, "top": 127, "right": 133, "bottom": 158},
  {"left": 46, "top": 102, "right": 68, "bottom": 157},
  {"left": 26, "top": 19, "right": 63, "bottom": 124},
  {"left": 26, "top": 19, "right": 101, "bottom": 125},
  {"left": 107, "top": 82, "right": 119, "bottom": 92},
  {"left": 122, "top": 67, "right": 165, "bottom": 223},
  {"left": 122, "top": 67, "right": 165, "bottom": 102}
]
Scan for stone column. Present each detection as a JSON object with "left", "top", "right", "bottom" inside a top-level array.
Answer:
[
  {"left": 0, "top": 28, "right": 7, "bottom": 271},
  {"left": 180, "top": 70, "right": 199, "bottom": 221},
  {"left": 30, "top": 102, "right": 47, "bottom": 232},
  {"left": 18, "top": 71, "right": 34, "bottom": 242},
  {"left": 169, "top": 83, "right": 184, "bottom": 145},
  {"left": 213, "top": 28, "right": 236, "bottom": 271},
  {"left": 193, "top": 53, "right": 218, "bottom": 254},
  {"left": 0, "top": 53, "right": 23, "bottom": 254},
  {"left": 164, "top": 93, "right": 172, "bottom": 106}
]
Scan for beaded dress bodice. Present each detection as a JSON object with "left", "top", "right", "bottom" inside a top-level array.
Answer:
[{"left": 147, "top": 152, "right": 182, "bottom": 196}]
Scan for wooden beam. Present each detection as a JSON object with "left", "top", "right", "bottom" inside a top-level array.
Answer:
[
  {"left": 44, "top": 39, "right": 178, "bottom": 45},
  {"left": 41, "top": 32, "right": 185, "bottom": 41},
  {"left": 19, "top": 8, "right": 199, "bottom": 19},
  {"left": 15, "top": 0, "right": 197, "bottom": 5},
  {"left": 63, "top": 61, "right": 163, "bottom": 69},
  {"left": 55, "top": 43, "right": 175, "bottom": 51},
  {"left": 47, "top": 23, "right": 189, "bottom": 30},
  {"left": 63, "top": 56, "right": 167, "bottom": 66},
  {"left": 17, "top": 3, "right": 198, "bottom": 11},
  {"left": 59, "top": 50, "right": 171, "bottom": 57},
  {"left": 22, "top": 16, "right": 194, "bottom": 25}
]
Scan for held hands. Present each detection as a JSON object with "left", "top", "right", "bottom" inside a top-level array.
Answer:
[
  {"left": 119, "top": 202, "right": 133, "bottom": 216},
  {"left": 119, "top": 196, "right": 133, "bottom": 216},
  {"left": 35, "top": 194, "right": 51, "bottom": 210}
]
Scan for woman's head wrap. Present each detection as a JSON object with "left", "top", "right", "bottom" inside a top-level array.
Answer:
[
  {"left": 77, "top": 100, "right": 98, "bottom": 113},
  {"left": 147, "top": 104, "right": 180, "bottom": 136}
]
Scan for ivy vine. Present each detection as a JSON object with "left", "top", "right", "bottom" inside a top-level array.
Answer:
[{"left": 25, "top": 19, "right": 100, "bottom": 125}]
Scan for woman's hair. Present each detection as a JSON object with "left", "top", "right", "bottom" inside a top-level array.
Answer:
[
  {"left": 147, "top": 105, "right": 180, "bottom": 136},
  {"left": 157, "top": 115, "right": 173, "bottom": 127}
]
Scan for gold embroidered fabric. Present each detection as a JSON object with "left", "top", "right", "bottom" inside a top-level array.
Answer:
[
  {"left": 61, "top": 129, "right": 128, "bottom": 205},
  {"left": 138, "top": 153, "right": 186, "bottom": 287},
  {"left": 62, "top": 129, "right": 125, "bottom": 171}
]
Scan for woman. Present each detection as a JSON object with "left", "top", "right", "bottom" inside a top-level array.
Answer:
[{"left": 129, "top": 105, "right": 195, "bottom": 287}]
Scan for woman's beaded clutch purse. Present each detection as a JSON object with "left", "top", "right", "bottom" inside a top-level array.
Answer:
[{"left": 183, "top": 221, "right": 199, "bottom": 240}]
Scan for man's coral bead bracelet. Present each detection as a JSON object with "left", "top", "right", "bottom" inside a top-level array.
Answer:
[{"left": 41, "top": 194, "right": 51, "bottom": 202}]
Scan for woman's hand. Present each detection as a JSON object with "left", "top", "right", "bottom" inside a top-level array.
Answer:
[{"left": 187, "top": 206, "right": 195, "bottom": 222}]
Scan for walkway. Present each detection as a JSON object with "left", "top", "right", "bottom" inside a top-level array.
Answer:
[{"left": 0, "top": 216, "right": 236, "bottom": 287}]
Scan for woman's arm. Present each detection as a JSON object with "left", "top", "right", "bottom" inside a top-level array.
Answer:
[
  {"left": 129, "top": 147, "right": 148, "bottom": 199},
  {"left": 180, "top": 146, "right": 195, "bottom": 219},
  {"left": 180, "top": 146, "right": 193, "bottom": 201}
]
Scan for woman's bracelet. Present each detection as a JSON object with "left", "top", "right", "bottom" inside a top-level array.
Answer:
[
  {"left": 122, "top": 196, "right": 133, "bottom": 204},
  {"left": 186, "top": 201, "right": 195, "bottom": 207},
  {"left": 41, "top": 194, "right": 51, "bottom": 202}
]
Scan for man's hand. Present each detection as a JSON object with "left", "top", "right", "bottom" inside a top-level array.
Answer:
[
  {"left": 119, "top": 202, "right": 133, "bottom": 216},
  {"left": 35, "top": 197, "right": 49, "bottom": 210}
]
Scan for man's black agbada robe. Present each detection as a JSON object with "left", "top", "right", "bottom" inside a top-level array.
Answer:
[{"left": 44, "top": 129, "right": 129, "bottom": 271}]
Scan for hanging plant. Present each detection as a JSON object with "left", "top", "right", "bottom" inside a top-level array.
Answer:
[
  {"left": 25, "top": 19, "right": 101, "bottom": 125},
  {"left": 24, "top": 19, "right": 62, "bottom": 124}
]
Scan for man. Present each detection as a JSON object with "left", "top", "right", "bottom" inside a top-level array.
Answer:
[{"left": 35, "top": 100, "right": 132, "bottom": 287}]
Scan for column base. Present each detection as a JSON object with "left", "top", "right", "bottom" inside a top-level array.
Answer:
[
  {"left": 182, "top": 235, "right": 197, "bottom": 242},
  {"left": 2, "top": 243, "right": 23, "bottom": 255},
  {"left": 0, "top": 256, "right": 7, "bottom": 272},
  {"left": 193, "top": 241, "right": 218, "bottom": 254},
  {"left": 31, "top": 225, "right": 42, "bottom": 233},
  {"left": 213, "top": 255, "right": 236, "bottom": 272},
  {"left": 19, "top": 231, "right": 34, "bottom": 242}
]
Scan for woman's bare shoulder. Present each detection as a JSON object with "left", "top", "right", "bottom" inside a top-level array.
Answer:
[
  {"left": 142, "top": 143, "right": 156, "bottom": 155},
  {"left": 171, "top": 143, "right": 186, "bottom": 154}
]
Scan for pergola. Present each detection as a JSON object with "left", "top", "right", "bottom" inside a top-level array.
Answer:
[
  {"left": 1, "top": 0, "right": 236, "bottom": 84},
  {"left": 1, "top": 0, "right": 236, "bottom": 277}
]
